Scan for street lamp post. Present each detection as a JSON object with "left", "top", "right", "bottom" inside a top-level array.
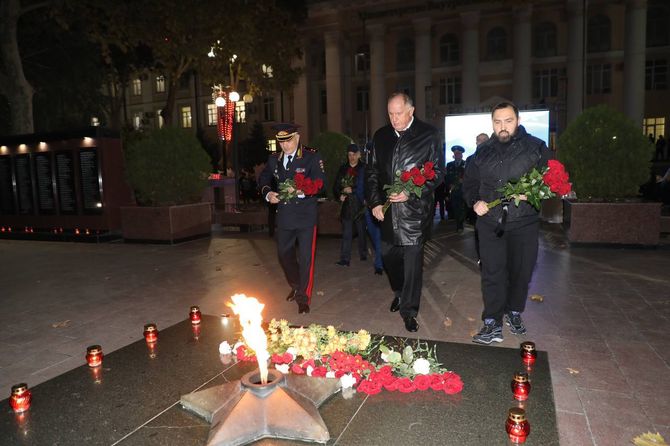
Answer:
[{"left": 215, "top": 93, "right": 227, "bottom": 172}]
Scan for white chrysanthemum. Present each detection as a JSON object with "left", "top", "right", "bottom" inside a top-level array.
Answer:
[
  {"left": 306, "top": 365, "right": 314, "bottom": 377},
  {"left": 286, "top": 347, "right": 298, "bottom": 358},
  {"left": 340, "top": 373, "right": 357, "bottom": 389},
  {"left": 219, "top": 341, "right": 232, "bottom": 355},
  {"left": 412, "top": 358, "right": 431, "bottom": 375},
  {"left": 275, "top": 364, "right": 290, "bottom": 374}
]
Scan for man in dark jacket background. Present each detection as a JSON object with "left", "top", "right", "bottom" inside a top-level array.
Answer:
[
  {"left": 463, "top": 102, "right": 551, "bottom": 344},
  {"left": 367, "top": 93, "right": 445, "bottom": 332}
]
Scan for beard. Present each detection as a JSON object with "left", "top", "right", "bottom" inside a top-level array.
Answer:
[{"left": 496, "top": 128, "right": 516, "bottom": 143}]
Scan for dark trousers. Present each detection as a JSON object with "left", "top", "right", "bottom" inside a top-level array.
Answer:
[
  {"left": 435, "top": 196, "right": 446, "bottom": 219},
  {"left": 340, "top": 217, "right": 367, "bottom": 262},
  {"left": 381, "top": 241, "right": 424, "bottom": 318},
  {"left": 276, "top": 226, "right": 317, "bottom": 304},
  {"left": 477, "top": 218, "right": 539, "bottom": 322}
]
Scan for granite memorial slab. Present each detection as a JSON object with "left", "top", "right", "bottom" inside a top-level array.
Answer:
[{"left": 0, "top": 316, "right": 559, "bottom": 445}]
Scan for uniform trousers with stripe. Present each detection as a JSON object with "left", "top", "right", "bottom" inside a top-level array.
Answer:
[
  {"left": 276, "top": 226, "right": 317, "bottom": 305},
  {"left": 381, "top": 241, "right": 424, "bottom": 318},
  {"left": 477, "top": 217, "right": 539, "bottom": 323}
]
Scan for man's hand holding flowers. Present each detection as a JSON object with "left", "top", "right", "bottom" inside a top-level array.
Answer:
[
  {"left": 277, "top": 173, "right": 324, "bottom": 202},
  {"left": 379, "top": 162, "right": 436, "bottom": 216}
]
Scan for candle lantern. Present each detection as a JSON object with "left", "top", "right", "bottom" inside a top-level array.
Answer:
[
  {"left": 520, "top": 341, "right": 537, "bottom": 366},
  {"left": 9, "top": 384, "right": 32, "bottom": 413},
  {"left": 190, "top": 306, "right": 202, "bottom": 325},
  {"left": 86, "top": 345, "right": 103, "bottom": 367},
  {"left": 143, "top": 323, "right": 158, "bottom": 343},
  {"left": 511, "top": 371, "right": 531, "bottom": 401},
  {"left": 147, "top": 341, "right": 158, "bottom": 359},
  {"left": 192, "top": 323, "right": 201, "bottom": 341},
  {"left": 506, "top": 407, "right": 531, "bottom": 443}
]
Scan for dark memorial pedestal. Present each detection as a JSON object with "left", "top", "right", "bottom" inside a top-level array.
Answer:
[{"left": 0, "top": 316, "right": 559, "bottom": 445}]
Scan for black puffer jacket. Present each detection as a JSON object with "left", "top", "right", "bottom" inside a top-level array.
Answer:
[
  {"left": 367, "top": 118, "right": 445, "bottom": 245},
  {"left": 463, "top": 125, "right": 551, "bottom": 224}
]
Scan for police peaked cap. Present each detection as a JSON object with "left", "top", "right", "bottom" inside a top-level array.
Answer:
[
  {"left": 451, "top": 145, "right": 465, "bottom": 153},
  {"left": 273, "top": 123, "right": 300, "bottom": 141}
]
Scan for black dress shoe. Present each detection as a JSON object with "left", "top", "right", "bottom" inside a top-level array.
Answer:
[
  {"left": 335, "top": 260, "right": 350, "bottom": 266},
  {"left": 286, "top": 290, "right": 297, "bottom": 301},
  {"left": 403, "top": 316, "right": 419, "bottom": 332},
  {"left": 298, "top": 303, "right": 310, "bottom": 314},
  {"left": 389, "top": 297, "right": 400, "bottom": 312},
  {"left": 374, "top": 268, "right": 383, "bottom": 275}
]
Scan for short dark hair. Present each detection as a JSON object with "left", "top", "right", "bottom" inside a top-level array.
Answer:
[
  {"left": 491, "top": 101, "right": 519, "bottom": 119},
  {"left": 388, "top": 92, "right": 414, "bottom": 108}
]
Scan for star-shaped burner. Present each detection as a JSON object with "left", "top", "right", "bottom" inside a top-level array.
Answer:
[{"left": 180, "top": 369, "right": 341, "bottom": 446}]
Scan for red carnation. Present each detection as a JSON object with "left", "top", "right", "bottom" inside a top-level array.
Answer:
[
  {"left": 282, "top": 352, "right": 294, "bottom": 363},
  {"left": 396, "top": 377, "right": 416, "bottom": 393},
  {"left": 429, "top": 373, "right": 444, "bottom": 391},
  {"left": 413, "top": 374, "right": 432, "bottom": 391},
  {"left": 443, "top": 375, "right": 464, "bottom": 394},
  {"left": 423, "top": 161, "right": 434, "bottom": 171},
  {"left": 400, "top": 171, "right": 412, "bottom": 182},
  {"left": 409, "top": 167, "right": 421, "bottom": 178},
  {"left": 291, "top": 363, "right": 305, "bottom": 374},
  {"left": 424, "top": 169, "right": 436, "bottom": 181},
  {"left": 383, "top": 379, "right": 399, "bottom": 392}
]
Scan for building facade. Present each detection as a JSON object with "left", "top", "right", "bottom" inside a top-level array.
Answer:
[{"left": 124, "top": 0, "right": 669, "bottom": 153}]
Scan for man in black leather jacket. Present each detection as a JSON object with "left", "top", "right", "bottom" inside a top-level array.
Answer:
[
  {"left": 463, "top": 102, "right": 551, "bottom": 344},
  {"left": 367, "top": 93, "right": 445, "bottom": 332}
]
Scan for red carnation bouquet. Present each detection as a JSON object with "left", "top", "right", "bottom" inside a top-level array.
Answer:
[
  {"left": 487, "top": 159, "right": 571, "bottom": 210},
  {"left": 278, "top": 173, "right": 324, "bottom": 201},
  {"left": 382, "top": 161, "right": 436, "bottom": 214}
]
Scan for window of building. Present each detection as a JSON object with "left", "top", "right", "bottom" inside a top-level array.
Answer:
[
  {"left": 586, "top": 64, "right": 612, "bottom": 94},
  {"left": 235, "top": 101, "right": 246, "bottom": 123},
  {"left": 180, "top": 106, "right": 192, "bottom": 128},
  {"left": 207, "top": 103, "right": 217, "bottom": 126},
  {"left": 132, "top": 111, "right": 142, "bottom": 129},
  {"left": 268, "top": 139, "right": 277, "bottom": 153},
  {"left": 356, "top": 86, "right": 369, "bottom": 112},
  {"left": 486, "top": 27, "right": 507, "bottom": 60},
  {"left": 396, "top": 38, "right": 414, "bottom": 71},
  {"left": 647, "top": 5, "right": 669, "bottom": 47},
  {"left": 438, "top": 77, "right": 461, "bottom": 105},
  {"left": 643, "top": 117, "right": 665, "bottom": 139},
  {"left": 533, "top": 68, "right": 559, "bottom": 98},
  {"left": 263, "top": 96, "right": 275, "bottom": 122},
  {"left": 156, "top": 109, "right": 164, "bottom": 129},
  {"left": 646, "top": 59, "right": 668, "bottom": 90},
  {"left": 439, "top": 34, "right": 459, "bottom": 65},
  {"left": 132, "top": 79, "right": 142, "bottom": 96},
  {"left": 587, "top": 14, "right": 611, "bottom": 53},
  {"left": 355, "top": 44, "right": 370, "bottom": 73},
  {"left": 320, "top": 89, "right": 327, "bottom": 115},
  {"left": 533, "top": 22, "right": 557, "bottom": 58},
  {"left": 155, "top": 75, "right": 166, "bottom": 93}
]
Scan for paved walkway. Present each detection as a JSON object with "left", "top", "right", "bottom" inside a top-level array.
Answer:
[{"left": 1, "top": 220, "right": 668, "bottom": 445}]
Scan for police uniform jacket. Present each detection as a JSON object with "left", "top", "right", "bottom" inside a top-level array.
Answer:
[
  {"left": 462, "top": 125, "right": 551, "bottom": 225},
  {"left": 259, "top": 146, "right": 325, "bottom": 230},
  {"left": 366, "top": 118, "right": 446, "bottom": 245}
]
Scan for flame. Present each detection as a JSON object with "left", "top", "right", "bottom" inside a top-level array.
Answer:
[{"left": 228, "top": 294, "right": 270, "bottom": 384}]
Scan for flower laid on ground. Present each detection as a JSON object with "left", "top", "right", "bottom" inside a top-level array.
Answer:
[
  {"left": 219, "top": 341, "right": 233, "bottom": 355},
  {"left": 278, "top": 173, "right": 324, "bottom": 201},
  {"left": 234, "top": 319, "right": 463, "bottom": 396},
  {"left": 487, "top": 159, "right": 572, "bottom": 210},
  {"left": 382, "top": 161, "right": 436, "bottom": 214}
]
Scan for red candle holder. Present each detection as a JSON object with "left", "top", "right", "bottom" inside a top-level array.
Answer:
[
  {"left": 147, "top": 341, "right": 158, "bottom": 359},
  {"left": 506, "top": 407, "right": 531, "bottom": 443},
  {"left": 90, "top": 365, "right": 103, "bottom": 384},
  {"left": 86, "top": 345, "right": 103, "bottom": 367},
  {"left": 143, "top": 323, "right": 158, "bottom": 343},
  {"left": 511, "top": 371, "right": 531, "bottom": 401},
  {"left": 191, "top": 323, "right": 201, "bottom": 341},
  {"left": 9, "top": 383, "right": 32, "bottom": 413},
  {"left": 520, "top": 341, "right": 537, "bottom": 366},
  {"left": 190, "top": 306, "right": 202, "bottom": 325}
]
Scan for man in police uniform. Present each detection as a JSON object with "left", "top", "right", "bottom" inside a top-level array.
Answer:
[
  {"left": 445, "top": 145, "right": 467, "bottom": 231},
  {"left": 258, "top": 124, "right": 325, "bottom": 314}
]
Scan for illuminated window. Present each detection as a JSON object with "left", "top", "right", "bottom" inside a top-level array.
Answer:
[
  {"left": 132, "top": 111, "right": 142, "bottom": 129},
  {"left": 267, "top": 139, "right": 277, "bottom": 152},
  {"left": 643, "top": 117, "right": 665, "bottom": 139},
  {"left": 235, "top": 101, "right": 246, "bottom": 123},
  {"left": 207, "top": 104, "right": 217, "bottom": 126},
  {"left": 156, "top": 109, "right": 164, "bottom": 128},
  {"left": 132, "top": 79, "right": 142, "bottom": 96},
  {"left": 155, "top": 76, "right": 165, "bottom": 93},
  {"left": 181, "top": 106, "right": 192, "bottom": 128}
]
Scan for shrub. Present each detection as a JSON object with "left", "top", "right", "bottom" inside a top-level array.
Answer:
[
  {"left": 557, "top": 105, "right": 654, "bottom": 200},
  {"left": 308, "top": 131, "right": 353, "bottom": 198},
  {"left": 124, "top": 127, "right": 211, "bottom": 206}
]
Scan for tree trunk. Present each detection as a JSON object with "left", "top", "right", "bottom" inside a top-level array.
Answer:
[
  {"left": 0, "top": 0, "right": 35, "bottom": 135},
  {"left": 161, "top": 78, "right": 178, "bottom": 127}
]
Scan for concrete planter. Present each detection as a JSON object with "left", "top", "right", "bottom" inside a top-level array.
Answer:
[
  {"left": 121, "top": 202, "right": 212, "bottom": 243},
  {"left": 563, "top": 200, "right": 661, "bottom": 246}
]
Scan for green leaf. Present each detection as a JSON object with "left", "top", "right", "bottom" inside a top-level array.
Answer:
[
  {"left": 387, "top": 351, "right": 402, "bottom": 363},
  {"left": 402, "top": 346, "right": 414, "bottom": 364},
  {"left": 379, "top": 344, "right": 390, "bottom": 354}
]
